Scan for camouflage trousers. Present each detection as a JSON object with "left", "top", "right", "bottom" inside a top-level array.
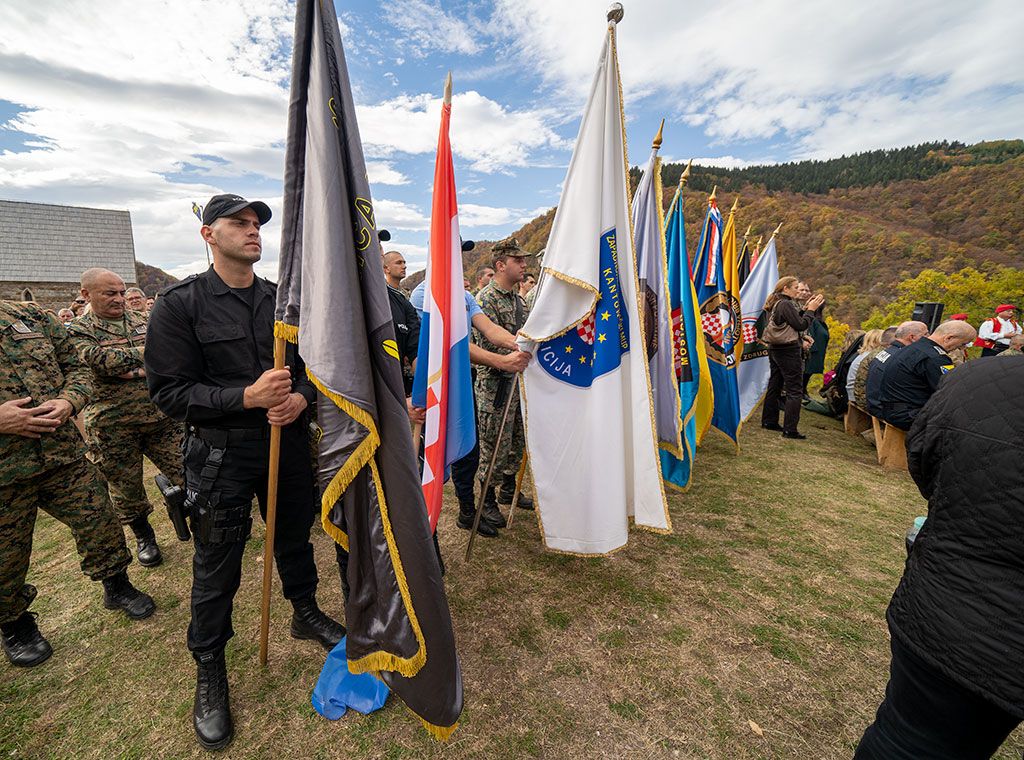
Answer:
[
  {"left": 86, "top": 417, "right": 184, "bottom": 525},
  {"left": 476, "top": 384, "right": 525, "bottom": 486},
  {"left": 0, "top": 458, "right": 131, "bottom": 623}
]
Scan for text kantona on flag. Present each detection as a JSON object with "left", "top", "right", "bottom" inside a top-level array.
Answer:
[
  {"left": 632, "top": 139, "right": 681, "bottom": 457},
  {"left": 412, "top": 79, "right": 475, "bottom": 532},
  {"left": 737, "top": 236, "right": 780, "bottom": 421},
  {"left": 518, "top": 18, "right": 669, "bottom": 556},
  {"left": 274, "top": 0, "right": 461, "bottom": 738}
]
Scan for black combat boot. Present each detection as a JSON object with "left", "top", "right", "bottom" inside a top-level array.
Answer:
[
  {"left": 456, "top": 500, "right": 498, "bottom": 537},
  {"left": 1, "top": 612, "right": 52, "bottom": 667},
  {"left": 481, "top": 485, "right": 508, "bottom": 528},
  {"left": 194, "top": 649, "right": 233, "bottom": 751},
  {"left": 290, "top": 596, "right": 345, "bottom": 650},
  {"left": 129, "top": 515, "right": 162, "bottom": 568},
  {"left": 101, "top": 571, "right": 156, "bottom": 619},
  {"left": 498, "top": 474, "right": 533, "bottom": 510}
]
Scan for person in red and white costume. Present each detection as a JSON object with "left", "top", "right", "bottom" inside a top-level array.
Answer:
[{"left": 976, "top": 304, "right": 1021, "bottom": 356}]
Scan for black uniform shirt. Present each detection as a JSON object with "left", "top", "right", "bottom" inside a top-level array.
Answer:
[
  {"left": 877, "top": 337, "right": 954, "bottom": 412},
  {"left": 865, "top": 341, "right": 906, "bottom": 416},
  {"left": 386, "top": 284, "right": 420, "bottom": 394},
  {"left": 145, "top": 267, "right": 315, "bottom": 428}
]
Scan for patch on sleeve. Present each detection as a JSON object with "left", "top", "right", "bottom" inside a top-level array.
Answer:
[{"left": 940, "top": 364, "right": 954, "bottom": 374}]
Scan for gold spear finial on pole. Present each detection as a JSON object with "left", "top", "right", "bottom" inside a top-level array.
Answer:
[
  {"left": 652, "top": 118, "right": 665, "bottom": 150},
  {"left": 772, "top": 222, "right": 783, "bottom": 237},
  {"left": 709, "top": 185, "right": 718, "bottom": 202},
  {"left": 744, "top": 224, "right": 752, "bottom": 238},
  {"left": 730, "top": 196, "right": 740, "bottom": 213},
  {"left": 443, "top": 71, "right": 452, "bottom": 105},
  {"left": 756, "top": 235, "right": 763, "bottom": 249},
  {"left": 678, "top": 159, "right": 692, "bottom": 187}
]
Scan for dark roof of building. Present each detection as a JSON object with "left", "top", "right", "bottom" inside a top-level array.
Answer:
[{"left": 0, "top": 199, "right": 137, "bottom": 284}]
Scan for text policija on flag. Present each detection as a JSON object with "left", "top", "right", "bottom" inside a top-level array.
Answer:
[
  {"left": 691, "top": 192, "right": 742, "bottom": 445},
  {"left": 274, "top": 0, "right": 461, "bottom": 738},
  {"left": 517, "top": 8, "right": 670, "bottom": 555},
  {"left": 659, "top": 171, "right": 714, "bottom": 491},
  {"left": 412, "top": 74, "right": 475, "bottom": 533}
]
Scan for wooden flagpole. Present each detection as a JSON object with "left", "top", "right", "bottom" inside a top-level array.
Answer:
[{"left": 258, "top": 335, "right": 287, "bottom": 666}]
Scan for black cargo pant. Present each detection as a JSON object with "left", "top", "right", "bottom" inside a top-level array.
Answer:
[
  {"left": 762, "top": 344, "right": 805, "bottom": 434},
  {"left": 855, "top": 636, "right": 1019, "bottom": 759},
  {"left": 184, "top": 424, "right": 318, "bottom": 656}
]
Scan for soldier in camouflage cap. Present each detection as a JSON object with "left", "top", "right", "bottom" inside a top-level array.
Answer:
[
  {"left": 0, "top": 300, "right": 156, "bottom": 668},
  {"left": 68, "top": 268, "right": 185, "bottom": 568},
  {"left": 474, "top": 238, "right": 537, "bottom": 528}
]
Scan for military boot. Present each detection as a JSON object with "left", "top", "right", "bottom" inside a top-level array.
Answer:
[
  {"left": 1, "top": 612, "right": 52, "bottom": 668},
  {"left": 456, "top": 500, "right": 498, "bottom": 537},
  {"left": 129, "top": 515, "right": 162, "bottom": 568},
  {"left": 102, "top": 571, "right": 156, "bottom": 620},
  {"left": 194, "top": 649, "right": 233, "bottom": 751},
  {"left": 498, "top": 474, "right": 533, "bottom": 510},
  {"left": 481, "top": 485, "right": 508, "bottom": 528},
  {"left": 290, "top": 596, "right": 345, "bottom": 650}
]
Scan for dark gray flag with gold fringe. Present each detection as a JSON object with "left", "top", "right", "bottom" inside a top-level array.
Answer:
[{"left": 275, "top": 0, "right": 462, "bottom": 738}]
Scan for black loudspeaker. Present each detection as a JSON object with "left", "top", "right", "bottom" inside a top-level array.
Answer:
[{"left": 911, "top": 302, "right": 944, "bottom": 332}]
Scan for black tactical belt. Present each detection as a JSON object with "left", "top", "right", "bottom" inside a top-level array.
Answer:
[{"left": 189, "top": 425, "right": 270, "bottom": 447}]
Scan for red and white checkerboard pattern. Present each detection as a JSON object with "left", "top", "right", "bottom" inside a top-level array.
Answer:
[
  {"left": 700, "top": 311, "right": 722, "bottom": 337},
  {"left": 577, "top": 312, "right": 596, "bottom": 345},
  {"left": 742, "top": 320, "right": 759, "bottom": 345}
]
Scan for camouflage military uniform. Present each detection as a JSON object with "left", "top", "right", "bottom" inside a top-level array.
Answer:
[
  {"left": 474, "top": 280, "right": 528, "bottom": 484},
  {"left": 68, "top": 310, "right": 183, "bottom": 525},
  {"left": 853, "top": 347, "right": 885, "bottom": 410},
  {"left": 0, "top": 301, "right": 130, "bottom": 624}
]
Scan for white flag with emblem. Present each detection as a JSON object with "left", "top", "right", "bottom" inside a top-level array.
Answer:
[
  {"left": 736, "top": 236, "right": 779, "bottom": 421},
  {"left": 517, "top": 17, "right": 670, "bottom": 555}
]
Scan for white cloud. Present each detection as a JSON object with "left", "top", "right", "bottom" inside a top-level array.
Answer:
[
  {"left": 381, "top": 0, "right": 482, "bottom": 57},
  {"left": 690, "top": 156, "right": 761, "bottom": 170},
  {"left": 366, "top": 161, "right": 410, "bottom": 185},
  {"left": 375, "top": 198, "right": 429, "bottom": 231},
  {"left": 491, "top": 0, "right": 1024, "bottom": 158},
  {"left": 357, "top": 90, "right": 567, "bottom": 173}
]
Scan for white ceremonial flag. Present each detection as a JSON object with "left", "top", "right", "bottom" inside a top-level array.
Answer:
[
  {"left": 632, "top": 130, "right": 682, "bottom": 457},
  {"left": 737, "top": 236, "right": 780, "bottom": 421},
  {"left": 518, "top": 16, "right": 670, "bottom": 555}
]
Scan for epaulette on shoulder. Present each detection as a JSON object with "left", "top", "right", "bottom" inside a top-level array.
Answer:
[
  {"left": 160, "top": 274, "right": 199, "bottom": 297},
  {"left": 0, "top": 299, "right": 46, "bottom": 322}
]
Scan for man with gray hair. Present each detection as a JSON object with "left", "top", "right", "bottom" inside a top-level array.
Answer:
[
  {"left": 865, "top": 321, "right": 929, "bottom": 417},
  {"left": 68, "top": 268, "right": 183, "bottom": 568},
  {"left": 875, "top": 320, "right": 978, "bottom": 430},
  {"left": 124, "top": 288, "right": 148, "bottom": 314}
]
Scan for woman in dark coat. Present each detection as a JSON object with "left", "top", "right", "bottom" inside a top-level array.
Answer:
[
  {"left": 759, "top": 277, "right": 823, "bottom": 439},
  {"left": 798, "top": 282, "right": 829, "bottom": 398},
  {"left": 855, "top": 356, "right": 1024, "bottom": 758}
]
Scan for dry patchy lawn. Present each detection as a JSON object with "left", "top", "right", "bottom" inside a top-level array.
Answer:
[{"left": 2, "top": 412, "right": 1021, "bottom": 758}]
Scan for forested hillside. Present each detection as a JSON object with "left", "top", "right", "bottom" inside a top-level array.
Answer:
[
  {"left": 483, "top": 140, "right": 1023, "bottom": 325},
  {"left": 135, "top": 261, "right": 178, "bottom": 294}
]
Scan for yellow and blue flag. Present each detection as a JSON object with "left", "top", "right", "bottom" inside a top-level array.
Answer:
[
  {"left": 191, "top": 201, "right": 203, "bottom": 222},
  {"left": 659, "top": 180, "right": 713, "bottom": 490}
]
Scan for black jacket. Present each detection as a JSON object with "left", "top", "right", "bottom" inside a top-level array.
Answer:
[
  {"left": 145, "top": 267, "right": 314, "bottom": 428},
  {"left": 888, "top": 356, "right": 1024, "bottom": 717},
  {"left": 386, "top": 285, "right": 420, "bottom": 394},
  {"left": 876, "top": 337, "right": 955, "bottom": 430}
]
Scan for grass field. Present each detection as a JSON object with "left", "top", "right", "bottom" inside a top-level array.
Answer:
[{"left": 2, "top": 411, "right": 1021, "bottom": 759}]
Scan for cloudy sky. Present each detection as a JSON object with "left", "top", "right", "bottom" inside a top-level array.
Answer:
[{"left": 2, "top": 0, "right": 1022, "bottom": 280}]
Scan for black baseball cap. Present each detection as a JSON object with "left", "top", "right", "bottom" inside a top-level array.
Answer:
[{"left": 202, "top": 194, "right": 272, "bottom": 226}]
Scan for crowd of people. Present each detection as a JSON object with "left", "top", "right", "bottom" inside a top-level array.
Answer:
[{"left": 2, "top": 191, "right": 1020, "bottom": 756}]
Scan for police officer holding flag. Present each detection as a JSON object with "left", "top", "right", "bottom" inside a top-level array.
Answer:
[{"left": 145, "top": 194, "right": 344, "bottom": 751}]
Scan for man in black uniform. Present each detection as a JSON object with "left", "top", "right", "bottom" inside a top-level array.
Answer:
[
  {"left": 865, "top": 320, "right": 929, "bottom": 417},
  {"left": 144, "top": 194, "right": 344, "bottom": 751},
  {"left": 875, "top": 320, "right": 977, "bottom": 430},
  {"left": 382, "top": 251, "right": 420, "bottom": 398}
]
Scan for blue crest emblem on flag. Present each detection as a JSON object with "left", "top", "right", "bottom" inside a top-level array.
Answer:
[{"left": 538, "top": 229, "right": 629, "bottom": 388}]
